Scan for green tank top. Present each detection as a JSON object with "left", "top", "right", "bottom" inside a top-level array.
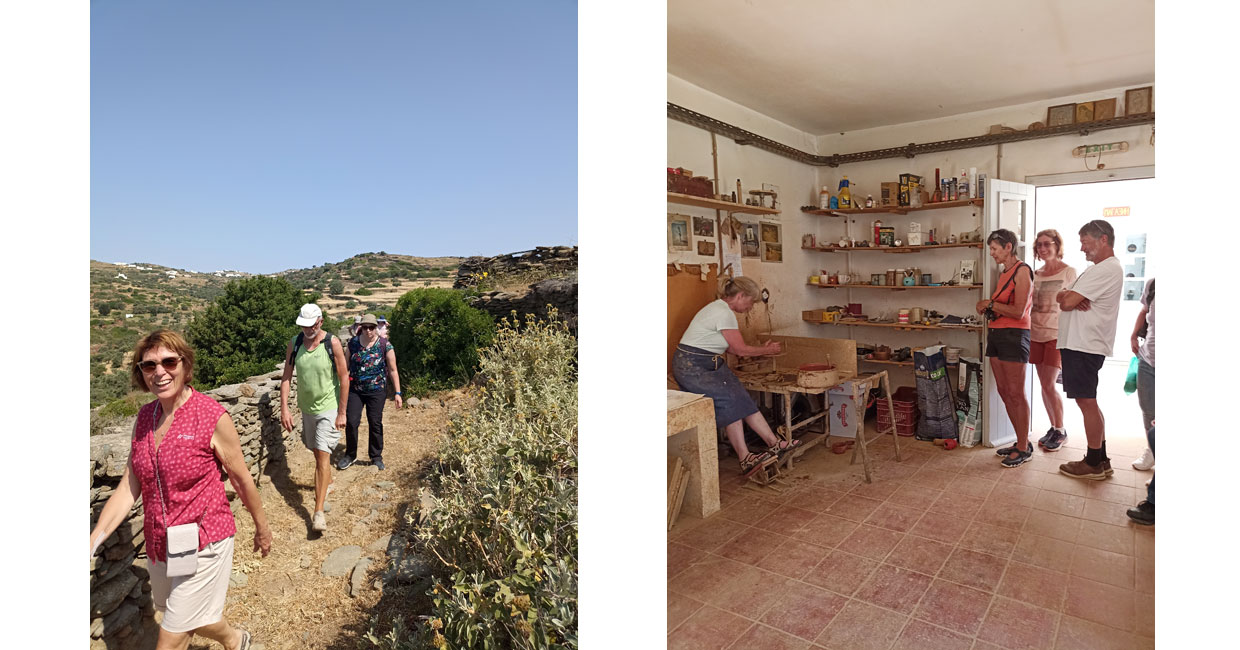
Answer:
[{"left": 295, "top": 338, "right": 339, "bottom": 414}]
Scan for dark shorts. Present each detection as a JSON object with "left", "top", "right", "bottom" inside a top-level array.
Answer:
[
  {"left": 671, "top": 345, "right": 759, "bottom": 427},
  {"left": 1060, "top": 348, "right": 1106, "bottom": 399},
  {"left": 1028, "top": 339, "right": 1061, "bottom": 368},
  {"left": 985, "top": 328, "right": 1030, "bottom": 363}
]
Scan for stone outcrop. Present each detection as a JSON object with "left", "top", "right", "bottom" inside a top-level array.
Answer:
[
  {"left": 452, "top": 246, "right": 577, "bottom": 290},
  {"left": 467, "top": 276, "right": 578, "bottom": 333}
]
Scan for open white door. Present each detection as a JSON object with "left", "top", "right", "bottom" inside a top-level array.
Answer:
[{"left": 982, "top": 179, "right": 1036, "bottom": 448}]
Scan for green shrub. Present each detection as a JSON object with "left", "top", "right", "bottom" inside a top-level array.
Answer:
[
  {"left": 330, "top": 279, "right": 345, "bottom": 294},
  {"left": 98, "top": 391, "right": 156, "bottom": 419},
  {"left": 355, "top": 287, "right": 373, "bottom": 296},
  {"left": 90, "top": 372, "right": 133, "bottom": 408},
  {"left": 388, "top": 288, "right": 494, "bottom": 397}
]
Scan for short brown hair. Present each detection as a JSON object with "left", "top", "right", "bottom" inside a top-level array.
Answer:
[
  {"left": 719, "top": 275, "right": 761, "bottom": 300},
  {"left": 1035, "top": 228, "right": 1065, "bottom": 259},
  {"left": 129, "top": 329, "right": 196, "bottom": 391}
]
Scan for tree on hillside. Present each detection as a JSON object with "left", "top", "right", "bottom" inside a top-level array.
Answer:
[
  {"left": 185, "top": 276, "right": 316, "bottom": 387},
  {"left": 388, "top": 288, "right": 495, "bottom": 396},
  {"left": 329, "top": 279, "right": 344, "bottom": 294}
]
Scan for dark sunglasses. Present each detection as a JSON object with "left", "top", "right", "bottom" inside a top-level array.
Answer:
[
  {"left": 359, "top": 324, "right": 377, "bottom": 331},
  {"left": 137, "top": 356, "right": 183, "bottom": 373}
]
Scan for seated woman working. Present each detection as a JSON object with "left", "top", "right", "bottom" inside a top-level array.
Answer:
[{"left": 672, "top": 276, "right": 801, "bottom": 476}]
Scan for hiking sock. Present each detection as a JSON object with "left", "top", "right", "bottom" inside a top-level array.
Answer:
[
  {"left": 1100, "top": 440, "right": 1110, "bottom": 462},
  {"left": 1085, "top": 446, "right": 1103, "bottom": 466}
]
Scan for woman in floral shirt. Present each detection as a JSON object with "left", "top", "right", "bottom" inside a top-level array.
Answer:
[{"left": 338, "top": 314, "right": 403, "bottom": 471}]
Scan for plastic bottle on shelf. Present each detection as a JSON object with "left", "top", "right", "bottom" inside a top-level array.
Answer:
[
  {"left": 838, "top": 176, "right": 852, "bottom": 208},
  {"left": 820, "top": 185, "right": 831, "bottom": 210},
  {"left": 958, "top": 169, "right": 970, "bottom": 200},
  {"left": 865, "top": 194, "right": 875, "bottom": 208}
]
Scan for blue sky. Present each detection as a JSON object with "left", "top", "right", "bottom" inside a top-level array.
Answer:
[{"left": 90, "top": 1, "right": 577, "bottom": 274}]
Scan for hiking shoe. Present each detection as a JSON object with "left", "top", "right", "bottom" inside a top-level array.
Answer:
[
  {"left": 1059, "top": 458, "right": 1110, "bottom": 480},
  {"left": 1000, "top": 442, "right": 1035, "bottom": 468},
  {"left": 1037, "top": 427, "right": 1058, "bottom": 447},
  {"left": 372, "top": 457, "right": 385, "bottom": 471},
  {"left": 995, "top": 444, "right": 1019, "bottom": 457},
  {"left": 1126, "top": 500, "right": 1155, "bottom": 525},
  {"left": 1042, "top": 431, "right": 1067, "bottom": 452},
  {"left": 312, "top": 510, "right": 327, "bottom": 532},
  {"left": 1099, "top": 459, "right": 1114, "bottom": 477},
  {"left": 1132, "top": 448, "right": 1155, "bottom": 471},
  {"left": 336, "top": 455, "right": 355, "bottom": 470}
]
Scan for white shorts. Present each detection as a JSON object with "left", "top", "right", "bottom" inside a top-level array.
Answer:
[
  {"left": 302, "top": 410, "right": 342, "bottom": 453},
  {"left": 148, "top": 536, "right": 235, "bottom": 633}
]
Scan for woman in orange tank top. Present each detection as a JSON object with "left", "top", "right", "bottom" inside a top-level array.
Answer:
[{"left": 977, "top": 229, "right": 1034, "bottom": 467}]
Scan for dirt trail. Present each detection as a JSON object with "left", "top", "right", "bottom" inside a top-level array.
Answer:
[{"left": 178, "top": 391, "right": 468, "bottom": 649}]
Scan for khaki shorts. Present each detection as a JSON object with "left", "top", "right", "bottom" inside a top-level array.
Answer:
[
  {"left": 302, "top": 410, "right": 342, "bottom": 453},
  {"left": 149, "top": 536, "right": 235, "bottom": 633}
]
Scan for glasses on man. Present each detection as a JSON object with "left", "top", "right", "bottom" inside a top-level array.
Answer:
[
  {"left": 359, "top": 325, "right": 377, "bottom": 331},
  {"left": 137, "top": 356, "right": 183, "bottom": 373}
]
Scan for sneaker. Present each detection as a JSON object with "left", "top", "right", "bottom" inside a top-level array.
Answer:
[
  {"left": 1132, "top": 448, "right": 1155, "bottom": 471},
  {"left": 995, "top": 444, "right": 1019, "bottom": 457},
  {"left": 1059, "top": 458, "right": 1110, "bottom": 480},
  {"left": 1042, "top": 431, "right": 1067, "bottom": 452},
  {"left": 1000, "top": 442, "right": 1035, "bottom": 468},
  {"left": 312, "top": 510, "right": 327, "bottom": 532},
  {"left": 1126, "top": 500, "right": 1155, "bottom": 525},
  {"left": 372, "top": 458, "right": 385, "bottom": 471},
  {"left": 1037, "top": 427, "right": 1057, "bottom": 447},
  {"left": 1099, "top": 459, "right": 1114, "bottom": 477},
  {"left": 336, "top": 455, "right": 355, "bottom": 471}
]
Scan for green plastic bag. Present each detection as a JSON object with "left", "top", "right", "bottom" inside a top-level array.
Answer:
[{"left": 1123, "top": 356, "right": 1139, "bottom": 395}]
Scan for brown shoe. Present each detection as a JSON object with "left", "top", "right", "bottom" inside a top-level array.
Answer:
[
  {"left": 1099, "top": 459, "right": 1114, "bottom": 477},
  {"left": 1059, "top": 459, "right": 1110, "bottom": 480}
]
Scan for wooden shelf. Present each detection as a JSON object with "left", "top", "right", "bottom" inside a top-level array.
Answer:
[
  {"left": 858, "top": 357, "right": 915, "bottom": 367},
  {"left": 802, "top": 198, "right": 982, "bottom": 217},
  {"left": 803, "top": 242, "right": 983, "bottom": 254},
  {"left": 808, "top": 283, "right": 982, "bottom": 291},
  {"left": 803, "top": 316, "right": 982, "bottom": 332},
  {"left": 668, "top": 192, "right": 779, "bottom": 215}
]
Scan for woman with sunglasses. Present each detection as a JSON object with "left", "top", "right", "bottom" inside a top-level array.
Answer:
[
  {"left": 977, "top": 229, "right": 1035, "bottom": 467},
  {"left": 1028, "top": 229, "right": 1077, "bottom": 452},
  {"left": 89, "top": 330, "right": 270, "bottom": 650},
  {"left": 339, "top": 314, "right": 403, "bottom": 471}
]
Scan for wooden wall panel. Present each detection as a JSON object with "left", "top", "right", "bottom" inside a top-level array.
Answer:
[{"left": 667, "top": 264, "right": 718, "bottom": 373}]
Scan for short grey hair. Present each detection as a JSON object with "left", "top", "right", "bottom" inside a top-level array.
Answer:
[{"left": 1079, "top": 219, "right": 1115, "bottom": 247}]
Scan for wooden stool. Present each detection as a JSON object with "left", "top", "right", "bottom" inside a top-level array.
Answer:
[{"left": 849, "top": 371, "right": 902, "bottom": 483}]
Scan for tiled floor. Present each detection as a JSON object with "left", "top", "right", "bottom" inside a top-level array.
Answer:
[{"left": 667, "top": 410, "right": 1154, "bottom": 650}]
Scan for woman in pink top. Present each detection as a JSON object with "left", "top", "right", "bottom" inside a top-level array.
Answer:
[
  {"left": 90, "top": 330, "right": 271, "bottom": 650},
  {"left": 976, "top": 229, "right": 1034, "bottom": 467},
  {"left": 1028, "top": 229, "right": 1077, "bottom": 452}
]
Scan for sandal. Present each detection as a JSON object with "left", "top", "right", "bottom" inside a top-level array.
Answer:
[
  {"left": 237, "top": 629, "right": 252, "bottom": 650},
  {"left": 1000, "top": 442, "right": 1034, "bottom": 468},
  {"left": 831, "top": 440, "right": 855, "bottom": 455},
  {"left": 768, "top": 438, "right": 803, "bottom": 456},
  {"left": 740, "top": 452, "right": 774, "bottom": 476}
]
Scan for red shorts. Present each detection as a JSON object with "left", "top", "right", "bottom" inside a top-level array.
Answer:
[{"left": 1028, "top": 339, "right": 1061, "bottom": 368}]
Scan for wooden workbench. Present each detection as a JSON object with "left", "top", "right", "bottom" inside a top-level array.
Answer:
[{"left": 667, "top": 390, "right": 721, "bottom": 519}]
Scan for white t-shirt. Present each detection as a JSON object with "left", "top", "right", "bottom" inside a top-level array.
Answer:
[
  {"left": 1057, "top": 256, "right": 1123, "bottom": 357},
  {"left": 679, "top": 299, "right": 739, "bottom": 354},
  {"left": 1139, "top": 278, "right": 1155, "bottom": 367}
]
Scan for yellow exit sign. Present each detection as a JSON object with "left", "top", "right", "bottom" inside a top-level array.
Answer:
[{"left": 1103, "top": 207, "right": 1130, "bottom": 217}]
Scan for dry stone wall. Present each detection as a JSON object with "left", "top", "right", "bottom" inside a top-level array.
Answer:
[
  {"left": 88, "top": 365, "right": 303, "bottom": 650},
  {"left": 453, "top": 246, "right": 577, "bottom": 289},
  {"left": 455, "top": 246, "right": 578, "bottom": 332}
]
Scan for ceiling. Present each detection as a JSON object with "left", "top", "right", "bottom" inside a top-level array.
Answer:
[{"left": 668, "top": 0, "right": 1154, "bottom": 136}]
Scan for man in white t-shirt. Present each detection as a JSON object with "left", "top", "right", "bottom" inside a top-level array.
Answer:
[{"left": 1054, "top": 220, "right": 1124, "bottom": 480}]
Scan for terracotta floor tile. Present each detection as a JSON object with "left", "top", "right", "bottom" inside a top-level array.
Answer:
[
  {"left": 960, "top": 455, "right": 1007, "bottom": 479},
  {"left": 950, "top": 474, "right": 998, "bottom": 500},
  {"left": 839, "top": 524, "right": 906, "bottom": 562},
  {"left": 1033, "top": 489, "right": 1087, "bottom": 517},
  {"left": 939, "top": 548, "right": 1009, "bottom": 592},
  {"left": 989, "top": 483, "right": 1040, "bottom": 507},
  {"left": 1133, "top": 528, "right": 1154, "bottom": 560},
  {"left": 802, "top": 549, "right": 879, "bottom": 596},
  {"left": 872, "top": 460, "right": 920, "bottom": 482},
  {"left": 786, "top": 485, "right": 848, "bottom": 514},
  {"left": 1080, "top": 498, "right": 1131, "bottom": 527},
  {"left": 885, "top": 534, "right": 955, "bottom": 576},
  {"left": 890, "top": 618, "right": 973, "bottom": 650},
  {"left": 1133, "top": 592, "right": 1154, "bottom": 638},
  {"left": 914, "top": 578, "right": 993, "bottom": 636},
  {"left": 929, "top": 492, "right": 985, "bottom": 520},
  {"left": 716, "top": 526, "right": 789, "bottom": 566},
  {"left": 864, "top": 502, "right": 926, "bottom": 533},
  {"left": 997, "top": 560, "right": 1068, "bottom": 612},
  {"left": 921, "top": 453, "right": 972, "bottom": 474},
  {"left": 1064, "top": 575, "right": 1135, "bottom": 631},
  {"left": 814, "top": 599, "right": 908, "bottom": 650},
  {"left": 668, "top": 589, "right": 705, "bottom": 633},
  {"left": 911, "top": 511, "right": 973, "bottom": 545},
  {"left": 975, "top": 498, "right": 1032, "bottom": 531},
  {"left": 1025, "top": 455, "right": 1064, "bottom": 475},
  {"left": 1013, "top": 532, "right": 1074, "bottom": 573},
  {"left": 959, "top": 521, "right": 1023, "bottom": 559},
  {"left": 1134, "top": 561, "right": 1154, "bottom": 595},
  {"left": 887, "top": 484, "right": 943, "bottom": 510},
  {"left": 756, "top": 537, "right": 833, "bottom": 580},
  {"left": 893, "top": 449, "right": 936, "bottom": 468},
  {"left": 667, "top": 604, "right": 754, "bottom": 650},
  {"left": 728, "top": 623, "right": 812, "bottom": 650},
  {"left": 907, "top": 467, "right": 958, "bottom": 491},
  {"left": 756, "top": 505, "right": 821, "bottom": 536},
  {"left": 1024, "top": 509, "right": 1081, "bottom": 543},
  {"left": 790, "top": 513, "right": 859, "bottom": 549},
  {"left": 1075, "top": 519, "right": 1134, "bottom": 556},
  {"left": 668, "top": 541, "right": 707, "bottom": 580},
  {"left": 669, "top": 555, "right": 744, "bottom": 599},
  {"left": 1054, "top": 614, "right": 1153, "bottom": 650},
  {"left": 854, "top": 564, "right": 934, "bottom": 615},
  {"left": 758, "top": 581, "right": 847, "bottom": 641},
  {"left": 1086, "top": 481, "right": 1138, "bottom": 505},
  {"left": 712, "top": 563, "right": 795, "bottom": 619},
  {"left": 1069, "top": 545, "right": 1133, "bottom": 589},
  {"left": 848, "top": 477, "right": 904, "bottom": 501},
  {"left": 972, "top": 641, "right": 1005, "bottom": 650},
  {"left": 823, "top": 495, "right": 885, "bottom": 523},
  {"left": 976, "top": 596, "right": 1059, "bottom": 650},
  {"left": 1107, "top": 467, "right": 1140, "bottom": 487},
  {"left": 676, "top": 515, "right": 752, "bottom": 552},
  {"left": 1040, "top": 472, "right": 1093, "bottom": 498},
  {"left": 719, "top": 495, "right": 783, "bottom": 524}
]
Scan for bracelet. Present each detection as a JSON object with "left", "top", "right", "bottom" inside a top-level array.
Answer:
[{"left": 395, "top": 391, "right": 402, "bottom": 396}]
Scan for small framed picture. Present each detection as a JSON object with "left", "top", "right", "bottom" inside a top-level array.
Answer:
[
  {"left": 741, "top": 222, "right": 760, "bottom": 258},
  {"left": 667, "top": 213, "right": 691, "bottom": 252},
  {"left": 697, "top": 240, "right": 716, "bottom": 257},
  {"left": 801, "top": 233, "right": 816, "bottom": 248},
  {"left": 760, "top": 221, "right": 781, "bottom": 244},
  {"left": 1094, "top": 98, "right": 1117, "bottom": 120},
  {"left": 1125, "top": 86, "right": 1153, "bottom": 115},
  {"left": 1046, "top": 103, "right": 1076, "bottom": 127},
  {"left": 692, "top": 216, "right": 715, "bottom": 238},
  {"left": 762, "top": 242, "right": 782, "bottom": 263},
  {"left": 1075, "top": 101, "right": 1095, "bottom": 123}
]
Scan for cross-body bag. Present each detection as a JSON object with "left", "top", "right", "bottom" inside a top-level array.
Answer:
[
  {"left": 151, "top": 401, "right": 199, "bottom": 577},
  {"left": 984, "top": 262, "right": 1032, "bottom": 321}
]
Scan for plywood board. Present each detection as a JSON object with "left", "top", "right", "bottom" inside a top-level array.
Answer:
[
  {"left": 767, "top": 335, "right": 858, "bottom": 377},
  {"left": 668, "top": 263, "right": 718, "bottom": 371}
]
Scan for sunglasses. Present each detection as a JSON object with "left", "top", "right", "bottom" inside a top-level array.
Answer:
[
  {"left": 137, "top": 356, "right": 183, "bottom": 373},
  {"left": 359, "top": 324, "right": 377, "bottom": 331}
]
